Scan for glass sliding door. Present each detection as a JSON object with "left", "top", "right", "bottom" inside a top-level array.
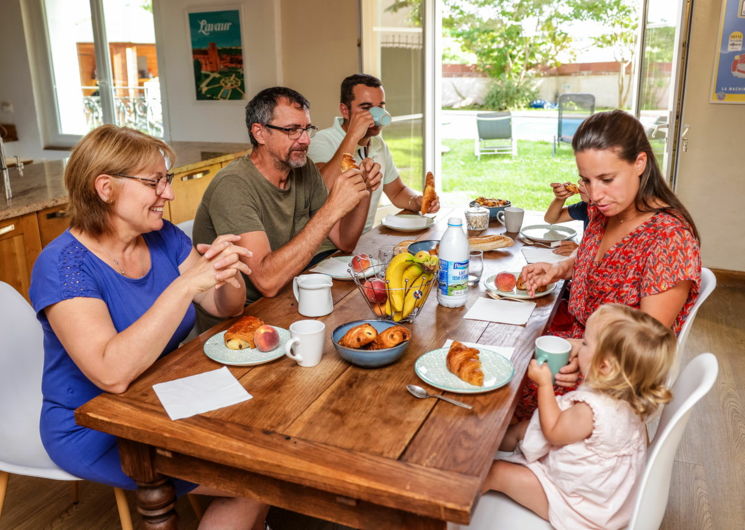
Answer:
[
  {"left": 634, "top": 0, "right": 688, "bottom": 179},
  {"left": 361, "top": 0, "right": 424, "bottom": 190},
  {"left": 40, "top": 0, "right": 163, "bottom": 143}
]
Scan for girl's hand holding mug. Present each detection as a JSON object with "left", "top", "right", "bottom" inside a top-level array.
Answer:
[{"left": 527, "top": 359, "right": 554, "bottom": 387}]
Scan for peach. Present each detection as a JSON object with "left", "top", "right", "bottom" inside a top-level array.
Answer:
[
  {"left": 363, "top": 278, "right": 388, "bottom": 304},
  {"left": 495, "top": 272, "right": 516, "bottom": 292},
  {"left": 351, "top": 253, "right": 373, "bottom": 273},
  {"left": 254, "top": 325, "right": 280, "bottom": 352}
]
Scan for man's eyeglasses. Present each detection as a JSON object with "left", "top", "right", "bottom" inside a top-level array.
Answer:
[
  {"left": 264, "top": 123, "right": 318, "bottom": 140},
  {"left": 110, "top": 173, "right": 174, "bottom": 195}
]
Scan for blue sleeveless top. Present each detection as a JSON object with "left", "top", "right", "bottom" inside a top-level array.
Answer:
[{"left": 29, "top": 221, "right": 196, "bottom": 491}]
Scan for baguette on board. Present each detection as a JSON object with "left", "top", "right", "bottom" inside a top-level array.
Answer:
[{"left": 468, "top": 234, "right": 514, "bottom": 251}]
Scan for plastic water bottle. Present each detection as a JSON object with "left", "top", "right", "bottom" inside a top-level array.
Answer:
[{"left": 437, "top": 217, "right": 469, "bottom": 307}]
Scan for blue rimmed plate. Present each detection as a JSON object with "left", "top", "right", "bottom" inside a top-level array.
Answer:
[
  {"left": 414, "top": 347, "right": 514, "bottom": 394},
  {"left": 203, "top": 327, "right": 290, "bottom": 366}
]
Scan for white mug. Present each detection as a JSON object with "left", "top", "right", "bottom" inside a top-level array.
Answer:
[
  {"left": 496, "top": 207, "right": 525, "bottom": 233},
  {"left": 285, "top": 320, "right": 326, "bottom": 367},
  {"left": 293, "top": 274, "right": 333, "bottom": 317}
]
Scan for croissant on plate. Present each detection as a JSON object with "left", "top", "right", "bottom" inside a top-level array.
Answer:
[
  {"left": 338, "top": 323, "right": 378, "bottom": 348},
  {"left": 446, "top": 341, "right": 484, "bottom": 386},
  {"left": 224, "top": 315, "right": 265, "bottom": 350},
  {"left": 368, "top": 325, "right": 411, "bottom": 350}
]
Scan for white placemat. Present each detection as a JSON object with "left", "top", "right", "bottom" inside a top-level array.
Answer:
[
  {"left": 153, "top": 367, "right": 252, "bottom": 420},
  {"left": 463, "top": 297, "right": 536, "bottom": 326},
  {"left": 521, "top": 246, "right": 571, "bottom": 264},
  {"left": 442, "top": 339, "right": 514, "bottom": 359}
]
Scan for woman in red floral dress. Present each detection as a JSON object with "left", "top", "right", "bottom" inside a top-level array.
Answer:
[{"left": 516, "top": 110, "right": 701, "bottom": 419}]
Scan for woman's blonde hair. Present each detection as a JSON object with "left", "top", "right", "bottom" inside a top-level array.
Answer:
[
  {"left": 585, "top": 304, "right": 676, "bottom": 419},
  {"left": 64, "top": 124, "right": 175, "bottom": 237}
]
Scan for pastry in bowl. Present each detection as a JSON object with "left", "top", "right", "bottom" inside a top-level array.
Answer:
[
  {"left": 332, "top": 320, "right": 411, "bottom": 368},
  {"left": 338, "top": 323, "right": 378, "bottom": 348}
]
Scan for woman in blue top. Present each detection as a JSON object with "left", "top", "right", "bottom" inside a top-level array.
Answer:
[{"left": 30, "top": 125, "right": 266, "bottom": 528}]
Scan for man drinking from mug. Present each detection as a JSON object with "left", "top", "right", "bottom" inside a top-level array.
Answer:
[{"left": 308, "top": 73, "right": 439, "bottom": 233}]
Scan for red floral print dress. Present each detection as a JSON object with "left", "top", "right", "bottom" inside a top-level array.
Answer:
[{"left": 515, "top": 205, "right": 701, "bottom": 419}]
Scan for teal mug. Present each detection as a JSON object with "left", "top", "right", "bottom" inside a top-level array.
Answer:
[
  {"left": 534, "top": 335, "right": 572, "bottom": 382},
  {"left": 369, "top": 106, "right": 392, "bottom": 127}
]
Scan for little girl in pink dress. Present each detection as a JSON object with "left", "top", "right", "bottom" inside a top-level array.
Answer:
[{"left": 484, "top": 303, "right": 678, "bottom": 529}]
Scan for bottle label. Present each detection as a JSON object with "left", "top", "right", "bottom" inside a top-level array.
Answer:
[{"left": 438, "top": 259, "right": 468, "bottom": 296}]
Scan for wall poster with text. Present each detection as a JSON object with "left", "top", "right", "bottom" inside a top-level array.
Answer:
[
  {"left": 188, "top": 8, "right": 245, "bottom": 100},
  {"left": 711, "top": 0, "right": 745, "bottom": 103}
]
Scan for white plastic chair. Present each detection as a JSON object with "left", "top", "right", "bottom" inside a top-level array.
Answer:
[
  {"left": 0, "top": 282, "right": 133, "bottom": 529},
  {"left": 450, "top": 352, "right": 719, "bottom": 530},
  {"left": 677, "top": 267, "right": 716, "bottom": 353},
  {"left": 177, "top": 218, "right": 194, "bottom": 241}
]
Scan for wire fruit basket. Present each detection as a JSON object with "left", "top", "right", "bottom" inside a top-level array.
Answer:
[{"left": 349, "top": 264, "right": 438, "bottom": 323}]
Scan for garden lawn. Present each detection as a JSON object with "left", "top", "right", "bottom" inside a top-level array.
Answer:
[{"left": 440, "top": 138, "right": 581, "bottom": 211}]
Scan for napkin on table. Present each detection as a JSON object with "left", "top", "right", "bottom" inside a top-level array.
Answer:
[
  {"left": 463, "top": 297, "right": 535, "bottom": 326},
  {"left": 521, "top": 246, "right": 570, "bottom": 264},
  {"left": 308, "top": 256, "right": 350, "bottom": 277},
  {"left": 153, "top": 367, "right": 252, "bottom": 420},
  {"left": 442, "top": 339, "right": 514, "bottom": 359}
]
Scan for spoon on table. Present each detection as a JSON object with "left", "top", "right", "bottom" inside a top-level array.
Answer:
[{"left": 406, "top": 384, "right": 473, "bottom": 410}]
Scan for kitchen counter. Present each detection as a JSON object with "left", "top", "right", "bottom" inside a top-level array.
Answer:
[{"left": 0, "top": 141, "right": 249, "bottom": 221}]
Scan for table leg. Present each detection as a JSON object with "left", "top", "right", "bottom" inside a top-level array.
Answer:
[
  {"left": 118, "top": 439, "right": 178, "bottom": 529},
  {"left": 134, "top": 478, "right": 178, "bottom": 530}
]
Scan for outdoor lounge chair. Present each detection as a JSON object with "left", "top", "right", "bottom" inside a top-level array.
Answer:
[
  {"left": 474, "top": 112, "right": 516, "bottom": 159},
  {"left": 553, "top": 93, "right": 595, "bottom": 155}
]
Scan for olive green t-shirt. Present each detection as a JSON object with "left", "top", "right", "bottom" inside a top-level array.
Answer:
[{"left": 193, "top": 155, "right": 332, "bottom": 306}]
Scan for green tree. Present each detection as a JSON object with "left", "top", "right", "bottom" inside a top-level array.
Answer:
[
  {"left": 568, "top": 0, "right": 639, "bottom": 108},
  {"left": 442, "top": 0, "right": 573, "bottom": 83}
]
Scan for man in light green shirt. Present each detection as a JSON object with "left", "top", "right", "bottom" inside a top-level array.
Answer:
[{"left": 308, "top": 74, "right": 439, "bottom": 232}]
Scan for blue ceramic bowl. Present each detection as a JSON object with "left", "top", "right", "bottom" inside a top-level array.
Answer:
[
  {"left": 469, "top": 200, "right": 511, "bottom": 221},
  {"left": 332, "top": 320, "right": 410, "bottom": 368},
  {"left": 407, "top": 239, "right": 439, "bottom": 255}
]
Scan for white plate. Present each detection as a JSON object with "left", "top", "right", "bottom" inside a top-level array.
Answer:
[
  {"left": 414, "top": 347, "right": 514, "bottom": 394},
  {"left": 203, "top": 328, "right": 290, "bottom": 366},
  {"left": 520, "top": 224, "right": 577, "bottom": 242},
  {"left": 382, "top": 214, "right": 434, "bottom": 232},
  {"left": 309, "top": 256, "right": 382, "bottom": 280},
  {"left": 483, "top": 272, "right": 556, "bottom": 299}
]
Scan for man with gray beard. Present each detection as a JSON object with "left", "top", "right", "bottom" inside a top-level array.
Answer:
[{"left": 193, "top": 86, "right": 371, "bottom": 330}]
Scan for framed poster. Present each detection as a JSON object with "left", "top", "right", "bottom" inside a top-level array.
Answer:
[
  {"left": 187, "top": 7, "right": 246, "bottom": 100},
  {"left": 710, "top": 0, "right": 745, "bottom": 103}
]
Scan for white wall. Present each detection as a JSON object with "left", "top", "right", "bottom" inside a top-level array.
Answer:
[
  {"left": 675, "top": 0, "right": 745, "bottom": 271},
  {"left": 155, "top": 0, "right": 281, "bottom": 143},
  {"left": 0, "top": 0, "right": 355, "bottom": 159}
]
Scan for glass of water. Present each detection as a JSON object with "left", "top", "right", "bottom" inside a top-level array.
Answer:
[{"left": 468, "top": 250, "right": 484, "bottom": 286}]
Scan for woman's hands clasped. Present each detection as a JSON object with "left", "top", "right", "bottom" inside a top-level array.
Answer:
[{"left": 184, "top": 234, "right": 252, "bottom": 293}]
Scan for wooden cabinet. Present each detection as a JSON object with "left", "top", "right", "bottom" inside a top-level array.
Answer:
[
  {"left": 37, "top": 204, "right": 71, "bottom": 247},
  {"left": 167, "top": 161, "right": 223, "bottom": 225},
  {"left": 0, "top": 214, "right": 43, "bottom": 301}
]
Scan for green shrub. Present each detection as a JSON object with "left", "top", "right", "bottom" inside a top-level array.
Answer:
[{"left": 483, "top": 77, "right": 538, "bottom": 110}]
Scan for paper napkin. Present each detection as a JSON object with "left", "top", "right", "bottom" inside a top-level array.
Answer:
[
  {"left": 308, "top": 256, "right": 351, "bottom": 277},
  {"left": 442, "top": 339, "right": 514, "bottom": 359},
  {"left": 521, "top": 246, "right": 570, "bottom": 264},
  {"left": 463, "top": 297, "right": 536, "bottom": 326},
  {"left": 153, "top": 367, "right": 252, "bottom": 420}
]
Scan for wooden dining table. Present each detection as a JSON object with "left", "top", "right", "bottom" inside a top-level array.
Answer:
[{"left": 76, "top": 208, "right": 569, "bottom": 529}]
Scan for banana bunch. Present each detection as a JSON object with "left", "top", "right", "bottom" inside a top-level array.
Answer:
[{"left": 378, "top": 250, "right": 439, "bottom": 321}]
